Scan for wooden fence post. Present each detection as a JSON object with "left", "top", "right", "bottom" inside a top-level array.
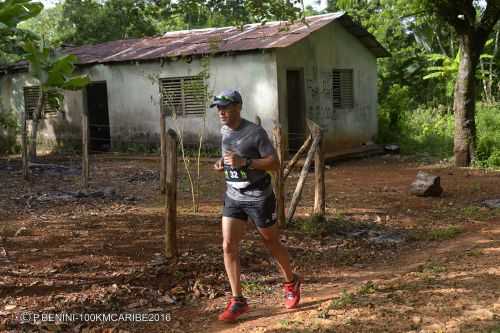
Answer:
[
  {"left": 160, "top": 111, "right": 167, "bottom": 194},
  {"left": 286, "top": 123, "right": 320, "bottom": 224},
  {"left": 311, "top": 121, "right": 325, "bottom": 216},
  {"left": 81, "top": 89, "right": 89, "bottom": 189},
  {"left": 273, "top": 125, "right": 286, "bottom": 227},
  {"left": 165, "top": 129, "right": 178, "bottom": 258},
  {"left": 21, "top": 109, "right": 29, "bottom": 180},
  {"left": 255, "top": 115, "right": 261, "bottom": 126}
]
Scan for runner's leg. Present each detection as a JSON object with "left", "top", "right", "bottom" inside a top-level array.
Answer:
[
  {"left": 222, "top": 216, "right": 247, "bottom": 297},
  {"left": 257, "top": 223, "right": 294, "bottom": 282}
]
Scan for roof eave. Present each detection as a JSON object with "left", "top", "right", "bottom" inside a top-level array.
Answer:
[{"left": 336, "top": 14, "right": 391, "bottom": 58}]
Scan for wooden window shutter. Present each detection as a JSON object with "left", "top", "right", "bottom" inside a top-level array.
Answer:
[
  {"left": 332, "top": 69, "right": 354, "bottom": 109},
  {"left": 160, "top": 76, "right": 206, "bottom": 116},
  {"left": 23, "top": 86, "right": 59, "bottom": 120}
]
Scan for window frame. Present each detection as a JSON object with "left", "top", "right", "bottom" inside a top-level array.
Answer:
[
  {"left": 332, "top": 69, "right": 354, "bottom": 110},
  {"left": 23, "top": 86, "right": 60, "bottom": 120},
  {"left": 159, "top": 75, "right": 207, "bottom": 117}
]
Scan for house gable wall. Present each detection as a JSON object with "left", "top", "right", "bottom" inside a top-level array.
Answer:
[
  {"left": 0, "top": 52, "right": 279, "bottom": 150},
  {"left": 276, "top": 20, "right": 378, "bottom": 153}
]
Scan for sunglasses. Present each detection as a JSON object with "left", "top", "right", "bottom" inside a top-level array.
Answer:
[{"left": 214, "top": 95, "right": 235, "bottom": 103}]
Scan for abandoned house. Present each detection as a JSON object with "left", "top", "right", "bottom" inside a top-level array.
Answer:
[{"left": 0, "top": 11, "right": 389, "bottom": 154}]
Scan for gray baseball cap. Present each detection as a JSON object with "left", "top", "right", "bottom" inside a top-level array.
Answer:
[{"left": 210, "top": 89, "right": 243, "bottom": 108}]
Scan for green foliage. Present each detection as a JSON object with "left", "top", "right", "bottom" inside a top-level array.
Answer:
[
  {"left": 51, "top": 0, "right": 304, "bottom": 46},
  {"left": 398, "top": 105, "right": 455, "bottom": 158},
  {"left": 475, "top": 103, "right": 500, "bottom": 168},
  {"left": 18, "top": 3, "right": 63, "bottom": 47},
  {"left": 57, "top": 0, "right": 160, "bottom": 46},
  {"left": 423, "top": 52, "right": 460, "bottom": 98},
  {"left": 22, "top": 39, "right": 90, "bottom": 94},
  {"left": 0, "top": 109, "right": 20, "bottom": 155},
  {"left": 377, "top": 84, "right": 413, "bottom": 144},
  {"left": 0, "top": 0, "right": 42, "bottom": 64},
  {"left": 377, "top": 85, "right": 455, "bottom": 158},
  {"left": 0, "top": 0, "right": 42, "bottom": 28},
  {"left": 378, "top": 101, "right": 500, "bottom": 168}
]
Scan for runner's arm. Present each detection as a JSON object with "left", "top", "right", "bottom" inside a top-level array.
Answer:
[{"left": 247, "top": 154, "right": 279, "bottom": 171}]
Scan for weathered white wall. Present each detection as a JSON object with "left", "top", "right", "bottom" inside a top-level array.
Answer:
[
  {"left": 0, "top": 72, "right": 82, "bottom": 147},
  {"left": 1, "top": 21, "right": 379, "bottom": 154},
  {"left": 0, "top": 52, "right": 278, "bottom": 150},
  {"left": 276, "top": 20, "right": 379, "bottom": 153}
]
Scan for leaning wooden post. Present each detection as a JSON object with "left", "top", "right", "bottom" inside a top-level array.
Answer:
[
  {"left": 21, "top": 108, "right": 29, "bottom": 180},
  {"left": 308, "top": 120, "right": 325, "bottom": 216},
  {"left": 283, "top": 134, "right": 312, "bottom": 180},
  {"left": 165, "top": 129, "right": 178, "bottom": 258},
  {"left": 272, "top": 125, "right": 286, "bottom": 227},
  {"left": 81, "top": 89, "right": 89, "bottom": 189},
  {"left": 286, "top": 126, "right": 320, "bottom": 224},
  {"left": 159, "top": 111, "right": 167, "bottom": 194}
]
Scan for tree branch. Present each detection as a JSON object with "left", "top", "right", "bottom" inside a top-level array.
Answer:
[
  {"left": 430, "top": 0, "right": 472, "bottom": 33},
  {"left": 477, "top": 0, "right": 500, "bottom": 42}
]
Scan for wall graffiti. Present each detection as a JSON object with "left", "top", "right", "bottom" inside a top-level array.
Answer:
[{"left": 304, "top": 68, "right": 335, "bottom": 128}]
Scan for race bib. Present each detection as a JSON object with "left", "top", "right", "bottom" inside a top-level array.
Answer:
[{"left": 224, "top": 166, "right": 248, "bottom": 181}]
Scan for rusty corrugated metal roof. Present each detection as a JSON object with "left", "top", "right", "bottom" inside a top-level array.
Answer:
[{"left": 64, "top": 12, "right": 389, "bottom": 66}]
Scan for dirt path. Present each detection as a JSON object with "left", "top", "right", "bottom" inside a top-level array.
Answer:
[
  {"left": 0, "top": 154, "right": 499, "bottom": 332},
  {"left": 205, "top": 220, "right": 500, "bottom": 333}
]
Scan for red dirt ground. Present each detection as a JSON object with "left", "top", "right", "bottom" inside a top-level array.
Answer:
[{"left": 0, "top": 154, "right": 499, "bottom": 333}]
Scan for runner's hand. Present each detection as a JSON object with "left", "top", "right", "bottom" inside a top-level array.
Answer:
[
  {"left": 213, "top": 158, "right": 224, "bottom": 171},
  {"left": 223, "top": 151, "right": 244, "bottom": 168}
]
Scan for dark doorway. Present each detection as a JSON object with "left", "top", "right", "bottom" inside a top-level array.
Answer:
[
  {"left": 86, "top": 82, "right": 110, "bottom": 151},
  {"left": 286, "top": 69, "right": 306, "bottom": 153}
]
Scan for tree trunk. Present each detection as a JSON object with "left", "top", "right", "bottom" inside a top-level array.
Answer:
[
  {"left": 453, "top": 34, "right": 479, "bottom": 167},
  {"left": 29, "top": 92, "right": 44, "bottom": 162}
]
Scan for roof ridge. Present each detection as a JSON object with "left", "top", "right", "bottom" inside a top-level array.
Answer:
[{"left": 162, "top": 11, "right": 345, "bottom": 37}]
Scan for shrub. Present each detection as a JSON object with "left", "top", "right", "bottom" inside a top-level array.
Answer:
[
  {"left": 377, "top": 100, "right": 499, "bottom": 168},
  {"left": 475, "top": 103, "right": 500, "bottom": 168},
  {"left": 0, "top": 110, "right": 20, "bottom": 155}
]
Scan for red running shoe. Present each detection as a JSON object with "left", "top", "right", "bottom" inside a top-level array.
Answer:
[
  {"left": 218, "top": 297, "right": 249, "bottom": 322},
  {"left": 283, "top": 274, "right": 302, "bottom": 309}
]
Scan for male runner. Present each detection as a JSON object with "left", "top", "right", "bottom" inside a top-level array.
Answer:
[{"left": 211, "top": 89, "right": 302, "bottom": 322}]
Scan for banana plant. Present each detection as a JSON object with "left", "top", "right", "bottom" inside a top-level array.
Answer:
[
  {"left": 423, "top": 52, "right": 460, "bottom": 98},
  {"left": 0, "top": 0, "right": 42, "bottom": 59},
  {"left": 22, "top": 39, "right": 90, "bottom": 162}
]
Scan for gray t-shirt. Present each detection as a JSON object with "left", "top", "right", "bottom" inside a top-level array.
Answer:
[{"left": 221, "top": 118, "right": 276, "bottom": 201}]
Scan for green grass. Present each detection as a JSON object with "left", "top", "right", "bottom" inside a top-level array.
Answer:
[
  {"left": 290, "top": 214, "right": 371, "bottom": 238},
  {"left": 420, "top": 261, "right": 447, "bottom": 274},
  {"left": 318, "top": 289, "right": 355, "bottom": 318},
  {"left": 358, "top": 281, "right": 377, "bottom": 295},
  {"left": 410, "top": 226, "right": 462, "bottom": 241},
  {"left": 291, "top": 214, "right": 329, "bottom": 236},
  {"left": 241, "top": 279, "right": 272, "bottom": 295}
]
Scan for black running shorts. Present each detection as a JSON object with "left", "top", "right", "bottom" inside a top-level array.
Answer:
[{"left": 222, "top": 192, "right": 277, "bottom": 228}]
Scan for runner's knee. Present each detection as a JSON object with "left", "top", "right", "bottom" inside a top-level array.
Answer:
[
  {"left": 262, "top": 235, "right": 280, "bottom": 249},
  {"left": 222, "top": 239, "right": 239, "bottom": 254}
]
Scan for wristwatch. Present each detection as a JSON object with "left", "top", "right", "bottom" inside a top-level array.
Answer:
[{"left": 244, "top": 158, "right": 252, "bottom": 169}]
